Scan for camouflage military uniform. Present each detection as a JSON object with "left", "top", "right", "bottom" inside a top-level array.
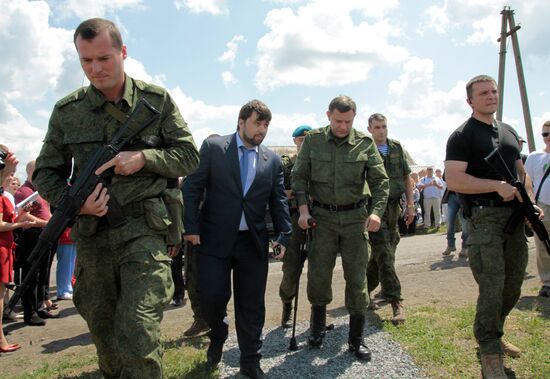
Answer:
[
  {"left": 184, "top": 241, "right": 203, "bottom": 320},
  {"left": 292, "top": 126, "right": 389, "bottom": 316},
  {"left": 446, "top": 116, "right": 528, "bottom": 356},
  {"left": 279, "top": 154, "right": 302, "bottom": 304},
  {"left": 367, "top": 138, "right": 410, "bottom": 301},
  {"left": 33, "top": 76, "right": 199, "bottom": 379}
]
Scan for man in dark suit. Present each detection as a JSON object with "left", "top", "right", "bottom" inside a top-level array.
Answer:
[{"left": 183, "top": 100, "right": 291, "bottom": 379}]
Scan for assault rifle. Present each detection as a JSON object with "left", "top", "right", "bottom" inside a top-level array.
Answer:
[
  {"left": 484, "top": 147, "right": 550, "bottom": 255},
  {"left": 7, "top": 99, "right": 160, "bottom": 312}
]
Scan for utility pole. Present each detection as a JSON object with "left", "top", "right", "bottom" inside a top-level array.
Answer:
[{"left": 496, "top": 7, "right": 535, "bottom": 152}]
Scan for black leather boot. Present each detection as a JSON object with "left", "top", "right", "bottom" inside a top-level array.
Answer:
[
  {"left": 308, "top": 305, "right": 326, "bottom": 348},
  {"left": 348, "top": 315, "right": 372, "bottom": 360},
  {"left": 281, "top": 302, "right": 292, "bottom": 328}
]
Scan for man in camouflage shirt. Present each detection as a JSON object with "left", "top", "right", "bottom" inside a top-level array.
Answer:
[
  {"left": 279, "top": 125, "right": 312, "bottom": 328},
  {"left": 33, "top": 18, "right": 199, "bottom": 378},
  {"left": 292, "top": 96, "right": 389, "bottom": 361},
  {"left": 366, "top": 113, "right": 415, "bottom": 325}
]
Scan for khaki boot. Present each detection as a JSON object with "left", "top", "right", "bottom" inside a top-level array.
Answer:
[
  {"left": 501, "top": 339, "right": 521, "bottom": 358},
  {"left": 480, "top": 353, "right": 507, "bottom": 379},
  {"left": 391, "top": 300, "right": 406, "bottom": 325}
]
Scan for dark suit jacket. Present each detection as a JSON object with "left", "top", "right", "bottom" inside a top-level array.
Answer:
[{"left": 183, "top": 133, "right": 291, "bottom": 257}]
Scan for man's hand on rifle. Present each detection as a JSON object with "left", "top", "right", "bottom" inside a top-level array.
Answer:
[
  {"left": 184, "top": 234, "right": 200, "bottom": 245},
  {"left": 80, "top": 183, "right": 110, "bottom": 217},
  {"left": 496, "top": 181, "right": 522, "bottom": 202},
  {"left": 271, "top": 241, "right": 286, "bottom": 260},
  {"left": 95, "top": 151, "right": 146, "bottom": 177}
]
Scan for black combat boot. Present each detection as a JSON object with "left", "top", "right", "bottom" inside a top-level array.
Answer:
[
  {"left": 281, "top": 302, "right": 292, "bottom": 328},
  {"left": 348, "top": 315, "right": 372, "bottom": 360},
  {"left": 308, "top": 305, "right": 326, "bottom": 348}
]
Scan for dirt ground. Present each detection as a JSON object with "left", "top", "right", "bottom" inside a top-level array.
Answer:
[{"left": 1, "top": 232, "right": 544, "bottom": 378}]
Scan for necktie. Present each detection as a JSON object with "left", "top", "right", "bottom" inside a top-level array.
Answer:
[{"left": 240, "top": 146, "right": 249, "bottom": 191}]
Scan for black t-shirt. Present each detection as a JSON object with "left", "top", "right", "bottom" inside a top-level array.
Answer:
[{"left": 446, "top": 117, "right": 520, "bottom": 200}]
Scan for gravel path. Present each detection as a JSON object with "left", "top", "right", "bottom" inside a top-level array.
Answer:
[{"left": 217, "top": 315, "right": 427, "bottom": 379}]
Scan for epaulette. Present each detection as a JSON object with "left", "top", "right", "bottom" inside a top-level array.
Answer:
[
  {"left": 387, "top": 138, "right": 402, "bottom": 147},
  {"left": 56, "top": 88, "right": 86, "bottom": 108},
  {"left": 134, "top": 79, "right": 166, "bottom": 96},
  {"left": 309, "top": 128, "right": 324, "bottom": 135}
]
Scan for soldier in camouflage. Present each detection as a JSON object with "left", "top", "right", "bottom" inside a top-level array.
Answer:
[
  {"left": 366, "top": 113, "right": 415, "bottom": 325},
  {"left": 33, "top": 18, "right": 199, "bottom": 379},
  {"left": 445, "top": 75, "right": 542, "bottom": 379},
  {"left": 279, "top": 125, "right": 312, "bottom": 328},
  {"left": 292, "top": 96, "right": 389, "bottom": 361}
]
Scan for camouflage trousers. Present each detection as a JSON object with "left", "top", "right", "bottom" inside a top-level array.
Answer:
[
  {"left": 307, "top": 207, "right": 369, "bottom": 316},
  {"left": 367, "top": 201, "right": 402, "bottom": 301},
  {"left": 74, "top": 230, "right": 173, "bottom": 379},
  {"left": 467, "top": 206, "right": 528, "bottom": 355},
  {"left": 184, "top": 242, "right": 203, "bottom": 319},
  {"left": 279, "top": 212, "right": 303, "bottom": 304}
]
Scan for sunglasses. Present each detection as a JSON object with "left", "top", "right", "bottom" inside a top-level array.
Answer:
[{"left": 543, "top": 132, "right": 550, "bottom": 138}]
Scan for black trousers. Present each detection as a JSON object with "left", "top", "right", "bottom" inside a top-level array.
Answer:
[
  {"left": 197, "top": 232, "right": 268, "bottom": 367},
  {"left": 170, "top": 246, "right": 185, "bottom": 301},
  {"left": 15, "top": 228, "right": 55, "bottom": 318}
]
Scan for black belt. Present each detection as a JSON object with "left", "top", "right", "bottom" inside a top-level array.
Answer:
[
  {"left": 469, "top": 198, "right": 513, "bottom": 208},
  {"left": 312, "top": 199, "right": 366, "bottom": 212}
]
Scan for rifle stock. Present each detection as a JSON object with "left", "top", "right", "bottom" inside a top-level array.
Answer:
[
  {"left": 484, "top": 147, "right": 550, "bottom": 255},
  {"left": 7, "top": 99, "right": 160, "bottom": 312}
]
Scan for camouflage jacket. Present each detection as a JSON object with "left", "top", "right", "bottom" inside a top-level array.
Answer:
[
  {"left": 291, "top": 125, "right": 389, "bottom": 217},
  {"left": 33, "top": 75, "right": 199, "bottom": 241},
  {"left": 381, "top": 138, "right": 411, "bottom": 201}
]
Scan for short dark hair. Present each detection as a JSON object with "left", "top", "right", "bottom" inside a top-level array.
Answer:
[
  {"left": 237, "top": 100, "right": 272, "bottom": 127},
  {"left": 368, "top": 113, "right": 387, "bottom": 126},
  {"left": 328, "top": 95, "right": 356, "bottom": 114},
  {"left": 74, "top": 18, "right": 123, "bottom": 50},
  {"left": 466, "top": 75, "right": 496, "bottom": 100}
]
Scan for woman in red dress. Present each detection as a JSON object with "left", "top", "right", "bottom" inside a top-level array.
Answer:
[{"left": 0, "top": 145, "right": 34, "bottom": 353}]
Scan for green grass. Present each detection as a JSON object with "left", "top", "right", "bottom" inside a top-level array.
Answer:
[{"left": 381, "top": 299, "right": 550, "bottom": 378}]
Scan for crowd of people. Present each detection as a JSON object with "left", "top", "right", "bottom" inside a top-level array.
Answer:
[{"left": 1, "top": 16, "right": 549, "bottom": 379}]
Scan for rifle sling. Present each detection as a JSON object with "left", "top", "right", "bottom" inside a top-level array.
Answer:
[
  {"left": 102, "top": 102, "right": 129, "bottom": 123},
  {"left": 535, "top": 165, "right": 550, "bottom": 203}
]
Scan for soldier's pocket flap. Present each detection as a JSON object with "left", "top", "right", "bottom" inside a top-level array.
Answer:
[
  {"left": 343, "top": 151, "right": 369, "bottom": 162},
  {"left": 143, "top": 197, "right": 171, "bottom": 231},
  {"left": 63, "top": 128, "right": 104, "bottom": 144}
]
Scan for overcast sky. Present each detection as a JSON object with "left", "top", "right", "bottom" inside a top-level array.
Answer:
[{"left": 2, "top": 0, "right": 549, "bottom": 179}]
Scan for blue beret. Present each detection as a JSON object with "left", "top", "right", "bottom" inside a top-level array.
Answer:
[{"left": 292, "top": 125, "right": 312, "bottom": 137}]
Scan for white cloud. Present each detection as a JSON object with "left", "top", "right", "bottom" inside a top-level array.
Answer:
[
  {"left": 420, "top": 0, "right": 550, "bottom": 53},
  {"left": 218, "top": 35, "right": 245, "bottom": 65},
  {"left": 221, "top": 71, "right": 237, "bottom": 87},
  {"left": 174, "top": 0, "right": 228, "bottom": 15},
  {"left": 0, "top": 0, "right": 74, "bottom": 100},
  {"left": 387, "top": 57, "right": 469, "bottom": 131},
  {"left": 51, "top": 0, "right": 145, "bottom": 19},
  {"left": 255, "top": 0, "right": 408, "bottom": 91},
  {"left": 399, "top": 134, "right": 446, "bottom": 168},
  {"left": 0, "top": 100, "right": 48, "bottom": 178},
  {"left": 124, "top": 57, "right": 167, "bottom": 86}
]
